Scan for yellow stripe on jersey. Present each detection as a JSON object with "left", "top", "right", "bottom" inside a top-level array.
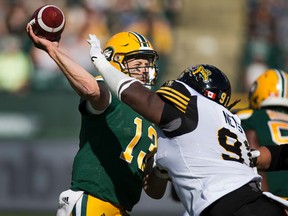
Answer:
[
  {"left": 157, "top": 86, "right": 190, "bottom": 113},
  {"left": 158, "top": 94, "right": 186, "bottom": 113},
  {"left": 158, "top": 86, "right": 190, "bottom": 101}
]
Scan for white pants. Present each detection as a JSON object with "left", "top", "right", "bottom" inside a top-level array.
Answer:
[{"left": 56, "top": 189, "right": 84, "bottom": 216}]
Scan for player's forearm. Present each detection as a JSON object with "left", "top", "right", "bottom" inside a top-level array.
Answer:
[
  {"left": 265, "top": 144, "right": 288, "bottom": 171},
  {"left": 47, "top": 46, "right": 100, "bottom": 99},
  {"left": 143, "top": 167, "right": 169, "bottom": 199},
  {"left": 121, "top": 82, "right": 164, "bottom": 124}
]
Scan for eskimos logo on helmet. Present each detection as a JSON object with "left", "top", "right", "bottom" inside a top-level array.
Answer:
[
  {"left": 192, "top": 65, "right": 212, "bottom": 83},
  {"left": 103, "top": 47, "right": 114, "bottom": 61}
]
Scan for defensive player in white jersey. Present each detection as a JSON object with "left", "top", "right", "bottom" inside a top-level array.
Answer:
[{"left": 87, "top": 34, "right": 288, "bottom": 216}]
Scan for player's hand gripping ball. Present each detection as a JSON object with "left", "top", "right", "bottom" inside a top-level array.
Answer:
[{"left": 29, "top": 5, "right": 65, "bottom": 42}]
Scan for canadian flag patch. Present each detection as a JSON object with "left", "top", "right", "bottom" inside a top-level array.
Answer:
[{"left": 205, "top": 90, "right": 216, "bottom": 99}]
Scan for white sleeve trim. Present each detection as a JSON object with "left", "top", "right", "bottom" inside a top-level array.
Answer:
[
  {"left": 118, "top": 79, "right": 142, "bottom": 101},
  {"left": 86, "top": 91, "right": 112, "bottom": 115}
]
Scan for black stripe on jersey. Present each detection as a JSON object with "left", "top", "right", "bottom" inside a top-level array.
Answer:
[
  {"left": 159, "top": 96, "right": 199, "bottom": 137},
  {"left": 156, "top": 86, "right": 190, "bottom": 113},
  {"left": 72, "top": 206, "right": 76, "bottom": 216}
]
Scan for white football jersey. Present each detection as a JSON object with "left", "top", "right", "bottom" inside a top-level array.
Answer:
[{"left": 156, "top": 80, "right": 261, "bottom": 216}]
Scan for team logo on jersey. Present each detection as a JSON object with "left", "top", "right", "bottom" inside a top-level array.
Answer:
[
  {"left": 192, "top": 65, "right": 211, "bottom": 83},
  {"left": 61, "top": 196, "right": 69, "bottom": 205},
  {"left": 103, "top": 47, "right": 114, "bottom": 61}
]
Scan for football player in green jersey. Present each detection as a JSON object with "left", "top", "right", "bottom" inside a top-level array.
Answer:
[
  {"left": 27, "top": 23, "right": 168, "bottom": 216},
  {"left": 237, "top": 69, "right": 288, "bottom": 201}
]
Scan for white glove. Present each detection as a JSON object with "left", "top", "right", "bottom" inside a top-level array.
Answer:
[
  {"left": 87, "top": 34, "right": 103, "bottom": 63},
  {"left": 251, "top": 149, "right": 260, "bottom": 158},
  {"left": 86, "top": 33, "right": 140, "bottom": 99}
]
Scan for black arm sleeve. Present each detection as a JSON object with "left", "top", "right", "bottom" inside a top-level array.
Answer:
[
  {"left": 266, "top": 144, "right": 288, "bottom": 171},
  {"left": 156, "top": 80, "right": 199, "bottom": 137}
]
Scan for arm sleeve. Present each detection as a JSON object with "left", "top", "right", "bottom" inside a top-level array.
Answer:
[
  {"left": 157, "top": 81, "right": 199, "bottom": 137},
  {"left": 266, "top": 144, "right": 288, "bottom": 171}
]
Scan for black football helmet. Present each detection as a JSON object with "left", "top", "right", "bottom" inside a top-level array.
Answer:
[{"left": 177, "top": 64, "right": 234, "bottom": 109}]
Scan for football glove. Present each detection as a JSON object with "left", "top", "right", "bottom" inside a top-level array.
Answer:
[{"left": 87, "top": 34, "right": 103, "bottom": 62}]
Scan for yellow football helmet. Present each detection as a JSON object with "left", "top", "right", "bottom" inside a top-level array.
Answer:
[
  {"left": 249, "top": 69, "right": 288, "bottom": 109},
  {"left": 103, "top": 31, "right": 159, "bottom": 86}
]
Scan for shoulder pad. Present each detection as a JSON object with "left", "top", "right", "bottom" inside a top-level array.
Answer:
[
  {"left": 157, "top": 80, "right": 191, "bottom": 98},
  {"left": 156, "top": 80, "right": 191, "bottom": 113},
  {"left": 236, "top": 109, "right": 254, "bottom": 120}
]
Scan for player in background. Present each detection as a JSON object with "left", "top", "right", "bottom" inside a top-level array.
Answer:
[
  {"left": 88, "top": 34, "right": 288, "bottom": 216},
  {"left": 237, "top": 69, "right": 288, "bottom": 200},
  {"left": 27, "top": 24, "right": 168, "bottom": 216}
]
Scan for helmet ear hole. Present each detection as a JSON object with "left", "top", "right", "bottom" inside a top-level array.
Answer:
[{"left": 114, "top": 55, "right": 121, "bottom": 61}]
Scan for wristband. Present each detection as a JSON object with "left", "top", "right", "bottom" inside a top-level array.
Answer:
[{"left": 266, "top": 144, "right": 288, "bottom": 171}]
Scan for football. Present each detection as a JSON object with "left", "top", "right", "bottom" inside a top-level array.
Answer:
[{"left": 29, "top": 5, "right": 65, "bottom": 42}]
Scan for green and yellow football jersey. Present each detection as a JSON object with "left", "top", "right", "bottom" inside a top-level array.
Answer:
[
  {"left": 238, "top": 108, "right": 288, "bottom": 198},
  {"left": 70, "top": 94, "right": 157, "bottom": 211}
]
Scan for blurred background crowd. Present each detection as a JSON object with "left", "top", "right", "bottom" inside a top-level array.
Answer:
[
  {"left": 242, "top": 0, "right": 288, "bottom": 92},
  {"left": 0, "top": 0, "right": 181, "bottom": 93},
  {"left": 1, "top": 0, "right": 288, "bottom": 98},
  {"left": 0, "top": 0, "right": 182, "bottom": 140}
]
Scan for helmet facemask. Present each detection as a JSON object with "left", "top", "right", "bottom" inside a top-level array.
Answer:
[{"left": 121, "top": 52, "right": 159, "bottom": 87}]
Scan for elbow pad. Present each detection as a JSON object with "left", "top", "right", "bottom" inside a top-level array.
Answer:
[{"left": 266, "top": 144, "right": 288, "bottom": 171}]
